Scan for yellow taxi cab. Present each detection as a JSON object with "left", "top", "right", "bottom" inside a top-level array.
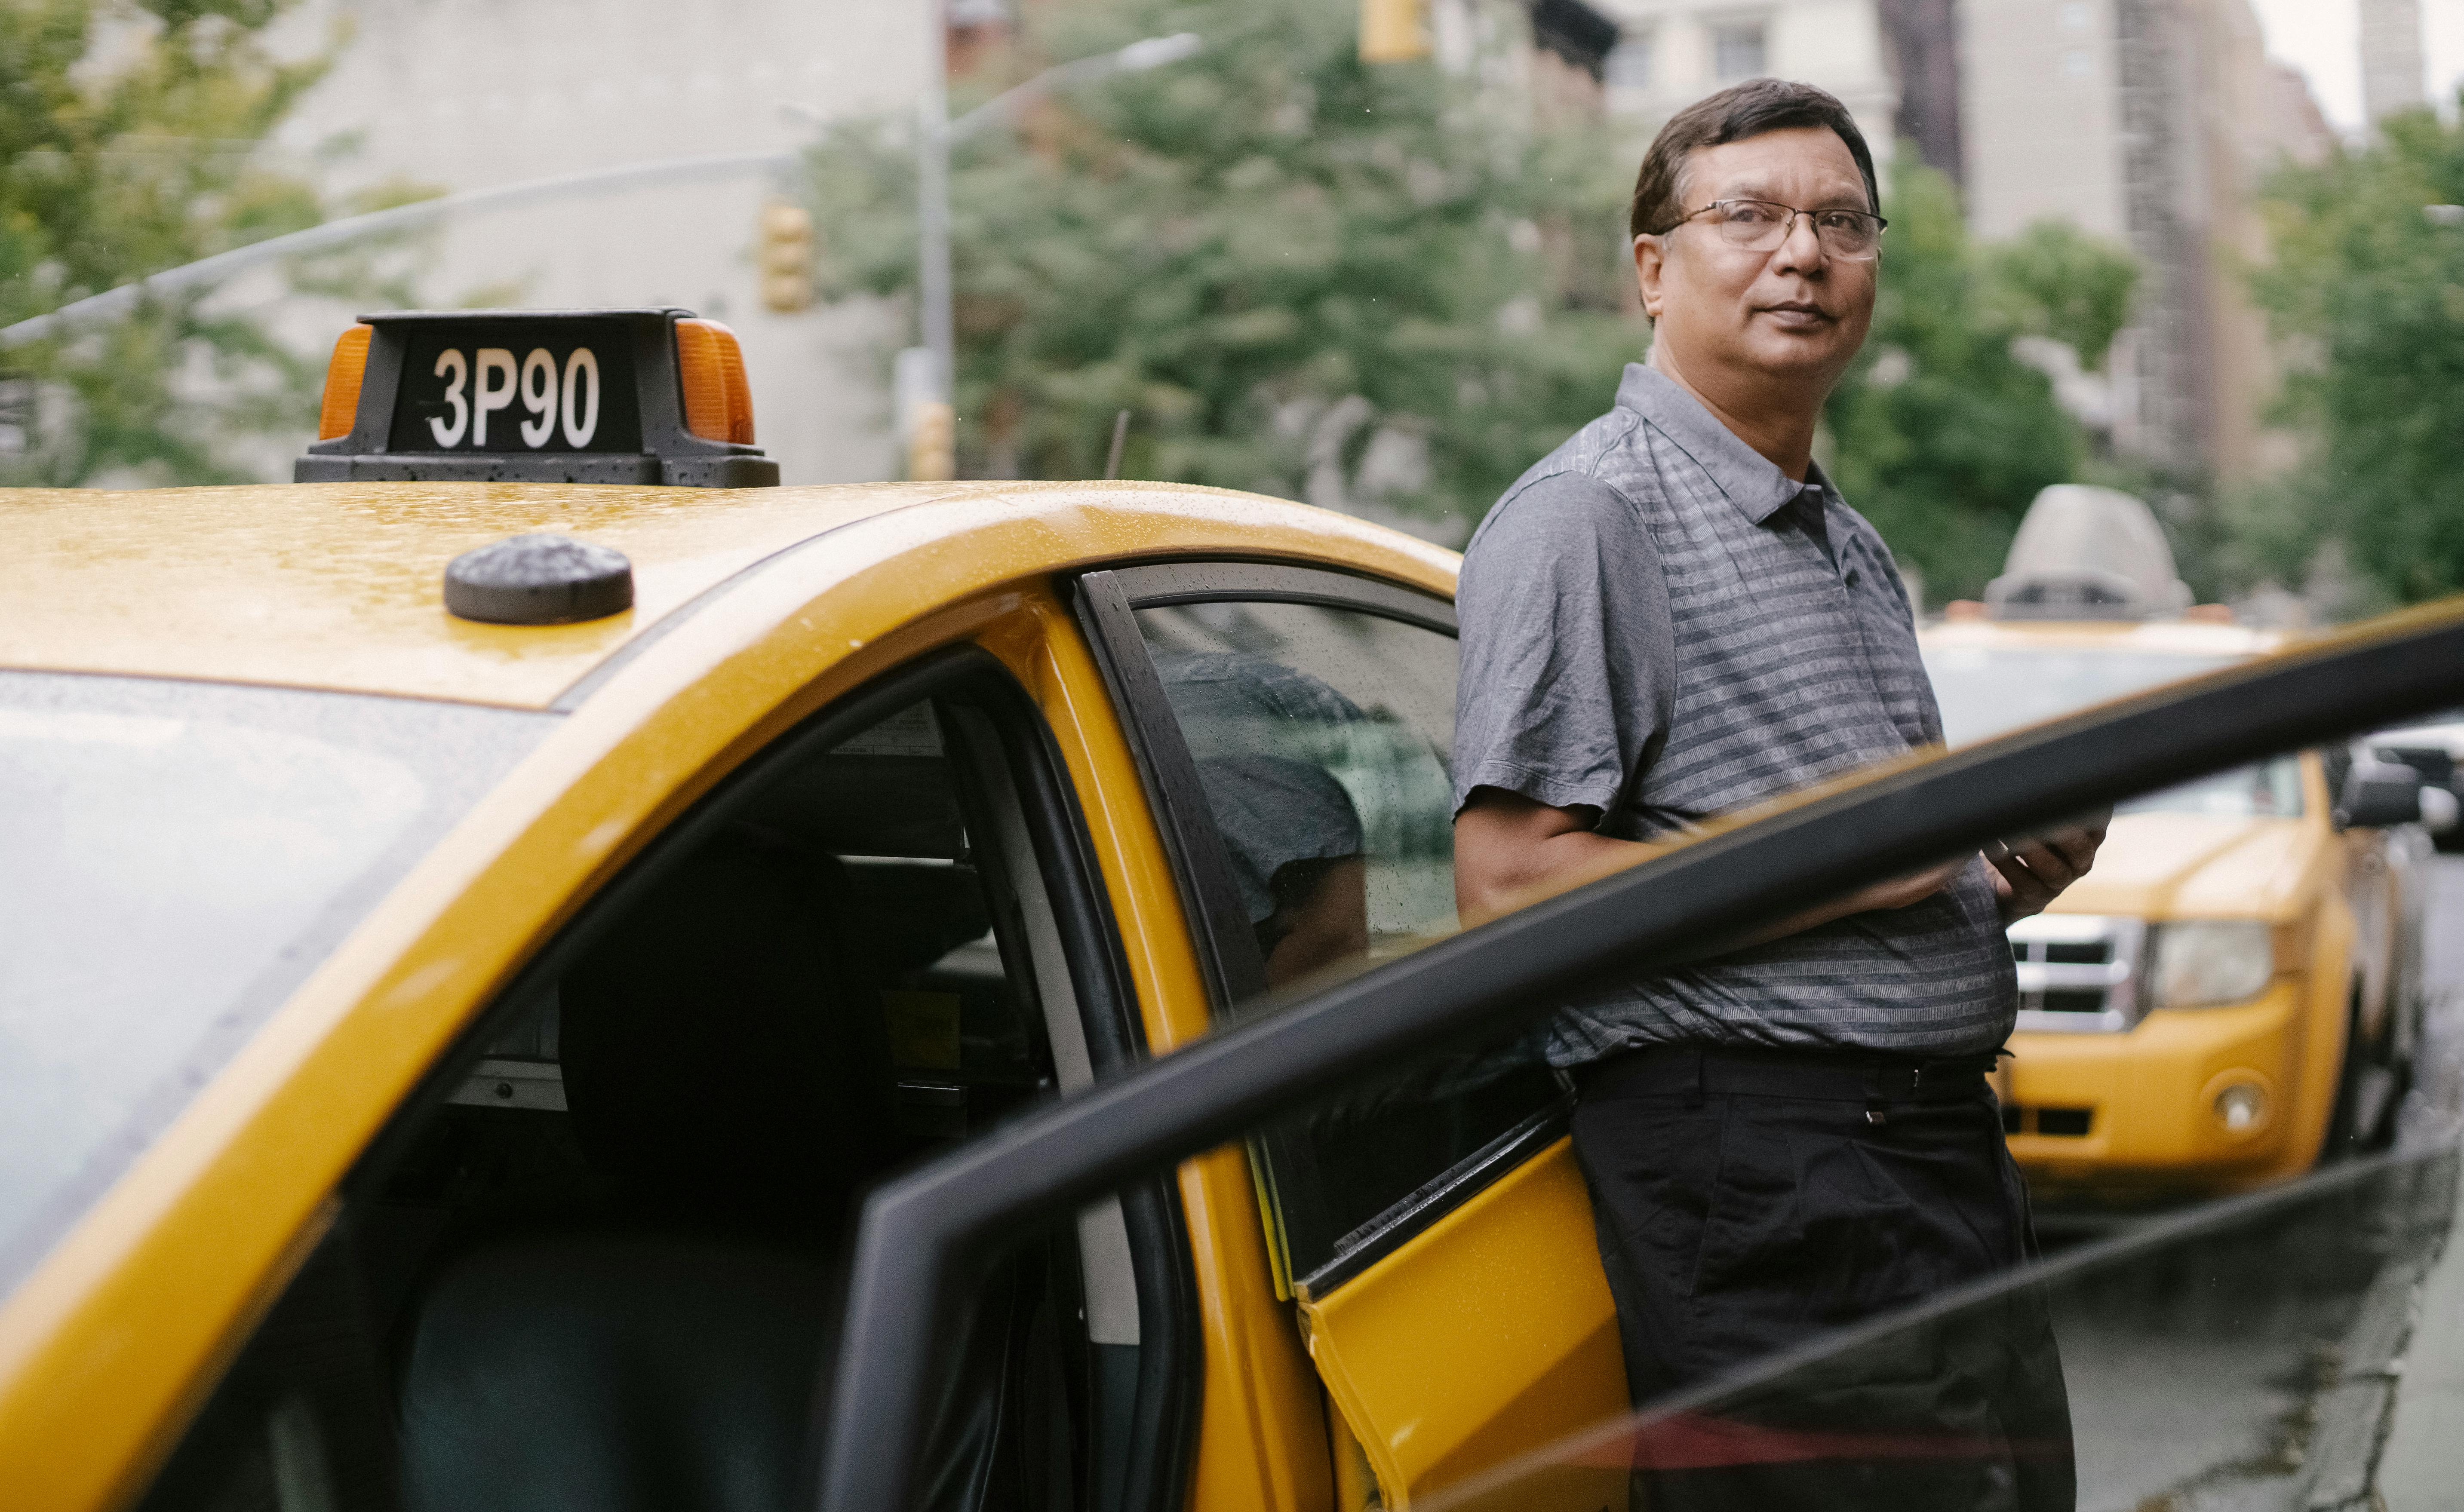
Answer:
[
  {"left": 10, "top": 313, "right": 2464, "bottom": 1512},
  {"left": 0, "top": 308, "right": 1628, "bottom": 1512},
  {"left": 1921, "top": 487, "right": 2435, "bottom": 1198}
]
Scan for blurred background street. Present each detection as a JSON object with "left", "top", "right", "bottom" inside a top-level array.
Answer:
[
  {"left": 17, "top": 0, "right": 2464, "bottom": 1506},
  {"left": 2047, "top": 853, "right": 2464, "bottom": 1512},
  {"left": 11, "top": 0, "right": 2464, "bottom": 627}
]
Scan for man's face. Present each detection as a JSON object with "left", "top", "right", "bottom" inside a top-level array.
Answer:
[{"left": 1634, "top": 126, "right": 1877, "bottom": 394}]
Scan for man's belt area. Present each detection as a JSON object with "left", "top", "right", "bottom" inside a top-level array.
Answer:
[{"left": 1574, "top": 1043, "right": 2004, "bottom": 1106}]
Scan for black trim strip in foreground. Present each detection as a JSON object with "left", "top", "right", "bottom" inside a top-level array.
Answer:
[{"left": 814, "top": 601, "right": 2464, "bottom": 1512}]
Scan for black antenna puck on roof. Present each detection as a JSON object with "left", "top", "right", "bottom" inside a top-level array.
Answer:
[{"left": 445, "top": 534, "right": 634, "bottom": 625}]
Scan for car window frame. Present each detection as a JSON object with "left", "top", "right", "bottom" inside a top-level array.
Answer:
[
  {"left": 1072, "top": 561, "right": 1463, "bottom": 1013},
  {"left": 1072, "top": 561, "right": 1567, "bottom": 1299},
  {"left": 812, "top": 601, "right": 2464, "bottom": 1512},
  {"left": 249, "top": 642, "right": 1199, "bottom": 1512}
]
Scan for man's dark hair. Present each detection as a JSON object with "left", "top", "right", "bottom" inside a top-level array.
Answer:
[{"left": 1629, "top": 78, "right": 1879, "bottom": 242}]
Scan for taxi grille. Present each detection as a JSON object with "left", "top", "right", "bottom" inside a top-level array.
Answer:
[
  {"left": 2008, "top": 914, "right": 2146, "bottom": 1034},
  {"left": 2001, "top": 1104, "right": 2095, "bottom": 1137}
]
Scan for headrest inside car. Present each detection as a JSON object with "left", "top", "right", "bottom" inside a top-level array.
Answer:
[{"left": 558, "top": 826, "right": 898, "bottom": 1231}]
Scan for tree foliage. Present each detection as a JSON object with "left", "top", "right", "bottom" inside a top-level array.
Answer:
[
  {"left": 807, "top": 5, "right": 2137, "bottom": 578},
  {"left": 1825, "top": 161, "right": 2136, "bottom": 600},
  {"left": 2248, "top": 105, "right": 2464, "bottom": 604},
  {"left": 0, "top": 0, "right": 345, "bottom": 485},
  {"left": 1982, "top": 217, "right": 2138, "bottom": 371},
  {"left": 805, "top": 0, "right": 1640, "bottom": 528}
]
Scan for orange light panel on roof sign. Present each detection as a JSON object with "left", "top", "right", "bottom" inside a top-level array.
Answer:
[
  {"left": 318, "top": 323, "right": 374, "bottom": 439},
  {"left": 674, "top": 318, "right": 755, "bottom": 445}
]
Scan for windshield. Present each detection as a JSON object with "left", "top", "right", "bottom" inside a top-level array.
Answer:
[
  {"left": 0, "top": 673, "right": 551, "bottom": 1291},
  {"left": 1925, "top": 646, "right": 2304, "bottom": 818}
]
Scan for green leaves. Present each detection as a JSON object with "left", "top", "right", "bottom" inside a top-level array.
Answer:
[
  {"left": 2249, "top": 105, "right": 2464, "bottom": 603},
  {"left": 805, "top": 0, "right": 1641, "bottom": 525},
  {"left": 0, "top": 0, "right": 337, "bottom": 485},
  {"left": 1982, "top": 218, "right": 2138, "bottom": 371}
]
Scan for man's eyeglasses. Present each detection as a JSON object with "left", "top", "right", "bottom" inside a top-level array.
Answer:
[{"left": 1658, "top": 199, "right": 1887, "bottom": 261}]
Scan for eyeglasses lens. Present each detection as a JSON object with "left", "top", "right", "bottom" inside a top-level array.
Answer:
[{"left": 1713, "top": 202, "right": 1881, "bottom": 260}]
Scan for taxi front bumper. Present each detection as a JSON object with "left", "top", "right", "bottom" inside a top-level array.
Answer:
[{"left": 2002, "top": 978, "right": 2308, "bottom": 1191}]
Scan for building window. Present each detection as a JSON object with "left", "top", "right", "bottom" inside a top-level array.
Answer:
[
  {"left": 1711, "top": 21, "right": 1767, "bottom": 82},
  {"left": 1606, "top": 30, "right": 1653, "bottom": 92},
  {"left": 2058, "top": 0, "right": 2092, "bottom": 30},
  {"left": 2062, "top": 47, "right": 2092, "bottom": 79}
]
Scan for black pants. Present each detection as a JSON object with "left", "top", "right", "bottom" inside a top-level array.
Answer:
[{"left": 1571, "top": 1046, "right": 2075, "bottom": 1512}]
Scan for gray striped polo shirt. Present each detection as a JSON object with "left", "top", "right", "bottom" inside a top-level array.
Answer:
[{"left": 1454, "top": 362, "right": 2017, "bottom": 1063}]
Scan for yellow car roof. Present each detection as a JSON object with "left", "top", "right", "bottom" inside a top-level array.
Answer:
[
  {"left": 0, "top": 479, "right": 1454, "bottom": 710},
  {"left": 0, "top": 481, "right": 988, "bottom": 708}
]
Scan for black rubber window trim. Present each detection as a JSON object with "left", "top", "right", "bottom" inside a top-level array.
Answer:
[
  {"left": 1070, "top": 569, "right": 1270, "bottom": 1009},
  {"left": 1104, "top": 559, "right": 1458, "bottom": 633},
  {"left": 331, "top": 642, "right": 1197, "bottom": 1512}
]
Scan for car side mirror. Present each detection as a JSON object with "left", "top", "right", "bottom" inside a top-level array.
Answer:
[
  {"left": 2421, "top": 784, "right": 2461, "bottom": 834},
  {"left": 2336, "top": 760, "right": 2424, "bottom": 829}
]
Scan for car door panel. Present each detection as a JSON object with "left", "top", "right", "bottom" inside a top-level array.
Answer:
[{"left": 1297, "top": 1134, "right": 1625, "bottom": 1507}]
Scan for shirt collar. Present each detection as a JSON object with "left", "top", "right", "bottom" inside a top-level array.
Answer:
[{"left": 1614, "top": 361, "right": 1823, "bottom": 527}]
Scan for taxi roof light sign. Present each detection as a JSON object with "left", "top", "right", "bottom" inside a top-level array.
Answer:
[{"left": 297, "top": 308, "right": 779, "bottom": 488}]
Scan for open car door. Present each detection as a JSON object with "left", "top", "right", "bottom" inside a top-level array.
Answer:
[
  {"left": 1072, "top": 562, "right": 1626, "bottom": 1505},
  {"left": 816, "top": 598, "right": 2464, "bottom": 1512}
]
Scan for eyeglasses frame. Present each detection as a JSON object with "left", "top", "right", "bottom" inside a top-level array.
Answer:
[{"left": 1653, "top": 197, "right": 1889, "bottom": 261}]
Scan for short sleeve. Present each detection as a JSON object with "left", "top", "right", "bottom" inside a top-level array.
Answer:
[{"left": 1452, "top": 472, "right": 1674, "bottom": 826}]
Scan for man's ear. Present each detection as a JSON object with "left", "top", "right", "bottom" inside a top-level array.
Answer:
[{"left": 1632, "top": 234, "right": 1666, "bottom": 321}]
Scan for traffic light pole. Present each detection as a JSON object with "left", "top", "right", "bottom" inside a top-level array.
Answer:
[
  {"left": 898, "top": 25, "right": 1201, "bottom": 482},
  {"left": 911, "top": 0, "right": 958, "bottom": 481}
]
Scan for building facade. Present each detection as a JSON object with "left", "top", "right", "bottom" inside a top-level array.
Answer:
[
  {"left": 1962, "top": 0, "right": 2332, "bottom": 482},
  {"left": 2360, "top": 0, "right": 2429, "bottom": 124},
  {"left": 1590, "top": 0, "right": 1900, "bottom": 173}
]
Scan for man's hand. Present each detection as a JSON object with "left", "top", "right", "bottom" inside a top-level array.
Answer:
[{"left": 1986, "top": 821, "right": 2107, "bottom": 925}]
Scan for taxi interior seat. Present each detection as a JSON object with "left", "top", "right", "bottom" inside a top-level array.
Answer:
[
  {"left": 135, "top": 703, "right": 1094, "bottom": 1512},
  {"left": 394, "top": 823, "right": 1072, "bottom": 1512}
]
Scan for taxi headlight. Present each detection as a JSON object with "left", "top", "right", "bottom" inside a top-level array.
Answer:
[{"left": 2149, "top": 920, "right": 2274, "bottom": 1009}]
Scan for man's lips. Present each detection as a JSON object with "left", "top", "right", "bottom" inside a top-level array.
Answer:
[{"left": 1757, "top": 302, "right": 1834, "bottom": 328}]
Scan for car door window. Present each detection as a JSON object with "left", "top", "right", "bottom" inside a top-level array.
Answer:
[
  {"left": 135, "top": 647, "right": 1189, "bottom": 1512},
  {"left": 1077, "top": 564, "right": 1565, "bottom": 1293}
]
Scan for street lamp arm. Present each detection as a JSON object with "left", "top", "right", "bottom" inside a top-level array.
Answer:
[
  {"left": 947, "top": 32, "right": 1204, "bottom": 143},
  {"left": 0, "top": 148, "right": 798, "bottom": 350}
]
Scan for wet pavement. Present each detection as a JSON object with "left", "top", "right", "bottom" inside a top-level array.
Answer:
[{"left": 2051, "top": 856, "right": 2464, "bottom": 1512}]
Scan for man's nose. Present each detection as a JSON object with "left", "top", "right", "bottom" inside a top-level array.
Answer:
[{"left": 1771, "top": 212, "right": 1828, "bottom": 275}]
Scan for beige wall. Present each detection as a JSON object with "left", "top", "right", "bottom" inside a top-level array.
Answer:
[
  {"left": 270, "top": 0, "right": 927, "bottom": 485},
  {"left": 1591, "top": 0, "right": 1899, "bottom": 173},
  {"left": 1960, "top": 0, "right": 2128, "bottom": 240},
  {"left": 2196, "top": 0, "right": 2296, "bottom": 479}
]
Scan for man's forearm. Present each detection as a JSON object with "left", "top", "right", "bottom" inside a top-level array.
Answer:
[
  {"left": 1457, "top": 793, "right": 1970, "bottom": 942},
  {"left": 1456, "top": 825, "right": 1660, "bottom": 926}
]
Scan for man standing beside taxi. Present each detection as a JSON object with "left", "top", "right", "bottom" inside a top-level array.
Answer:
[{"left": 1453, "top": 80, "right": 2102, "bottom": 1509}]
